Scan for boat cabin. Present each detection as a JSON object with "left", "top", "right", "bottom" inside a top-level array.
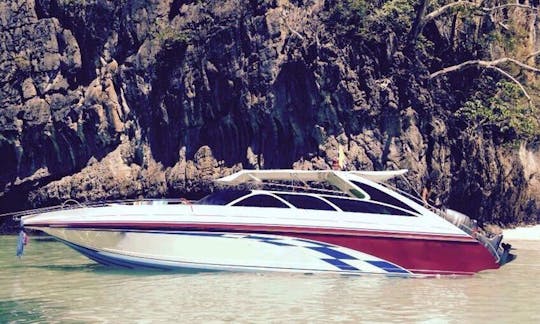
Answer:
[
  {"left": 196, "top": 169, "right": 423, "bottom": 217},
  {"left": 196, "top": 189, "right": 420, "bottom": 217}
]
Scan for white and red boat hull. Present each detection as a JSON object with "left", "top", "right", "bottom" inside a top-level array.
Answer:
[{"left": 23, "top": 204, "right": 499, "bottom": 276}]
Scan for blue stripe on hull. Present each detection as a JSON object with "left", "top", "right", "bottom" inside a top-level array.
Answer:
[
  {"left": 308, "top": 246, "right": 358, "bottom": 260},
  {"left": 322, "top": 258, "right": 359, "bottom": 271},
  {"left": 366, "top": 260, "right": 410, "bottom": 274}
]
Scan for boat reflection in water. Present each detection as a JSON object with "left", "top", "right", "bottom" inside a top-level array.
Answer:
[{"left": 20, "top": 169, "right": 514, "bottom": 277}]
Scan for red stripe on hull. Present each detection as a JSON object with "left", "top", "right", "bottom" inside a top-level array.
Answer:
[
  {"left": 29, "top": 221, "right": 498, "bottom": 275},
  {"left": 290, "top": 233, "right": 498, "bottom": 275}
]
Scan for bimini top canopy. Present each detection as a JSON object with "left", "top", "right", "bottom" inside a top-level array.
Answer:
[
  {"left": 216, "top": 169, "right": 407, "bottom": 199},
  {"left": 216, "top": 169, "right": 408, "bottom": 185}
]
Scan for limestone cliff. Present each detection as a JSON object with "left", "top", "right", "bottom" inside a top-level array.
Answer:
[{"left": 0, "top": 0, "right": 538, "bottom": 231}]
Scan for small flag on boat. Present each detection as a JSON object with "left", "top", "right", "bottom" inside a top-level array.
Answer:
[
  {"left": 16, "top": 230, "right": 28, "bottom": 258},
  {"left": 338, "top": 144, "right": 346, "bottom": 170}
]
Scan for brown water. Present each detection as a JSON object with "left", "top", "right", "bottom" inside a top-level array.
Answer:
[{"left": 1, "top": 235, "right": 539, "bottom": 323}]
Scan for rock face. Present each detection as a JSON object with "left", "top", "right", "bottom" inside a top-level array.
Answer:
[{"left": 0, "top": 0, "right": 538, "bottom": 229}]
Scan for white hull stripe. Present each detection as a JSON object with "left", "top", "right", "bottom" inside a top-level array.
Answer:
[{"left": 54, "top": 231, "right": 410, "bottom": 275}]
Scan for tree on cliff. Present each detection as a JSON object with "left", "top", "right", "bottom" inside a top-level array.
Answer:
[
  {"left": 410, "top": 1, "right": 540, "bottom": 100},
  {"left": 408, "top": 0, "right": 540, "bottom": 140},
  {"left": 324, "top": 0, "right": 539, "bottom": 140},
  {"left": 409, "top": 0, "right": 538, "bottom": 43}
]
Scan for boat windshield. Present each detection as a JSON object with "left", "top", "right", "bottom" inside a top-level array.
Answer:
[
  {"left": 323, "top": 196, "right": 416, "bottom": 216},
  {"left": 275, "top": 193, "right": 336, "bottom": 211},
  {"left": 196, "top": 189, "right": 250, "bottom": 205},
  {"left": 350, "top": 181, "right": 418, "bottom": 214}
]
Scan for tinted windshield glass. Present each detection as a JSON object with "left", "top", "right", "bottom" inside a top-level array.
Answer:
[
  {"left": 196, "top": 189, "right": 249, "bottom": 205},
  {"left": 233, "top": 194, "right": 289, "bottom": 208},
  {"left": 351, "top": 181, "right": 418, "bottom": 213},
  {"left": 323, "top": 196, "right": 415, "bottom": 216},
  {"left": 276, "top": 193, "right": 336, "bottom": 211}
]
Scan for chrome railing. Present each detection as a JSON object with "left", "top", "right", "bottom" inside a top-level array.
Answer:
[{"left": 0, "top": 198, "right": 194, "bottom": 222}]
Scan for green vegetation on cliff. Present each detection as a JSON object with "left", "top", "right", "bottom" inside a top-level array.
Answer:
[{"left": 456, "top": 80, "right": 540, "bottom": 142}]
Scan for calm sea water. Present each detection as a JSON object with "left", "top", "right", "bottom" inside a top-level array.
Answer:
[{"left": 1, "top": 235, "right": 539, "bottom": 323}]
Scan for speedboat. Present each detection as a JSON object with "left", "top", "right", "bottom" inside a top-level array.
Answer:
[{"left": 19, "top": 169, "right": 514, "bottom": 277}]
